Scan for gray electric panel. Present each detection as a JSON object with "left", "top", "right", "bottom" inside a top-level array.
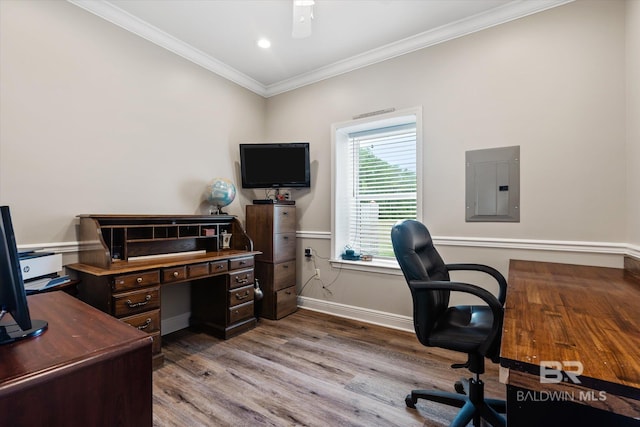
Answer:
[{"left": 466, "top": 146, "right": 520, "bottom": 222}]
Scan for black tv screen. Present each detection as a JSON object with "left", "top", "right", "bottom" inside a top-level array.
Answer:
[{"left": 240, "top": 143, "right": 310, "bottom": 188}]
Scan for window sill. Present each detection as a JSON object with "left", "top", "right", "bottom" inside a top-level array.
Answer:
[{"left": 329, "top": 257, "right": 403, "bottom": 276}]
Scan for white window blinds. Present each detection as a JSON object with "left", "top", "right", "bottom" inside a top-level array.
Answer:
[{"left": 345, "top": 123, "right": 417, "bottom": 259}]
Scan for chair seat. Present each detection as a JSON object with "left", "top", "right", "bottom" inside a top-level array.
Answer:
[{"left": 429, "top": 306, "right": 494, "bottom": 354}]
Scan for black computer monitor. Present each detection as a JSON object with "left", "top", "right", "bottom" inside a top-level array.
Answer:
[{"left": 0, "top": 206, "right": 47, "bottom": 345}]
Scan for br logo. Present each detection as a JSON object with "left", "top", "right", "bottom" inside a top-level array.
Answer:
[{"left": 540, "top": 361, "right": 583, "bottom": 384}]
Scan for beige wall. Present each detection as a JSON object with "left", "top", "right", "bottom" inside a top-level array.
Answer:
[
  {"left": 0, "top": 0, "right": 634, "bottom": 326},
  {"left": 0, "top": 0, "right": 266, "bottom": 245},
  {"left": 267, "top": 0, "right": 629, "bottom": 317},
  {"left": 267, "top": 0, "right": 626, "bottom": 243},
  {"left": 627, "top": 0, "right": 640, "bottom": 249}
]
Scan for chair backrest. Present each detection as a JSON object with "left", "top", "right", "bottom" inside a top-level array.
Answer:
[{"left": 391, "top": 220, "right": 451, "bottom": 344}]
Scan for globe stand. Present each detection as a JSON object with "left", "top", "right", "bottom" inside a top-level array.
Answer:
[{"left": 209, "top": 206, "right": 228, "bottom": 215}]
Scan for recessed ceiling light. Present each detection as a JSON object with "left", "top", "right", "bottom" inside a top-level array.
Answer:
[{"left": 257, "top": 38, "right": 271, "bottom": 49}]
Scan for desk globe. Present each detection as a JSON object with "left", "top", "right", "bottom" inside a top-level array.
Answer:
[{"left": 207, "top": 178, "right": 236, "bottom": 214}]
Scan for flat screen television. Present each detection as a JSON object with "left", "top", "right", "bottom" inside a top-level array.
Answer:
[
  {"left": 240, "top": 143, "right": 310, "bottom": 188},
  {"left": 0, "top": 206, "right": 47, "bottom": 345}
]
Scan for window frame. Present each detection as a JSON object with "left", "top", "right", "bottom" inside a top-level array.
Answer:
[{"left": 331, "top": 106, "right": 423, "bottom": 273}]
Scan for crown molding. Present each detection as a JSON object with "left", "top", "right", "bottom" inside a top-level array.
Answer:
[
  {"left": 68, "top": 0, "right": 573, "bottom": 98},
  {"left": 67, "top": 0, "right": 266, "bottom": 96},
  {"left": 265, "top": 0, "right": 574, "bottom": 96}
]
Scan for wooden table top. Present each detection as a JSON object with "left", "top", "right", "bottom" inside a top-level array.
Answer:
[
  {"left": 501, "top": 260, "right": 640, "bottom": 402},
  {"left": 0, "top": 292, "right": 151, "bottom": 387}
]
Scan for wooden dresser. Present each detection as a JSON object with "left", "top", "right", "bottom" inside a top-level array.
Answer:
[
  {"left": 0, "top": 292, "right": 152, "bottom": 426},
  {"left": 66, "top": 214, "right": 260, "bottom": 368},
  {"left": 246, "top": 204, "right": 297, "bottom": 319}
]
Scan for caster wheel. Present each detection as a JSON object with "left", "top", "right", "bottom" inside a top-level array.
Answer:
[{"left": 405, "top": 394, "right": 417, "bottom": 409}]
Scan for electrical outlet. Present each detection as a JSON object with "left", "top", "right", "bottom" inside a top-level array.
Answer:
[
  {"left": 315, "top": 268, "right": 321, "bottom": 279},
  {"left": 283, "top": 191, "right": 291, "bottom": 200},
  {"left": 304, "top": 247, "right": 312, "bottom": 258}
]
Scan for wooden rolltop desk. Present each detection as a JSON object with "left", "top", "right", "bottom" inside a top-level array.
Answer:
[{"left": 67, "top": 214, "right": 260, "bottom": 368}]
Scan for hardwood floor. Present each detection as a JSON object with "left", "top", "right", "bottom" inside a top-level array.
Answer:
[{"left": 152, "top": 309, "right": 505, "bottom": 426}]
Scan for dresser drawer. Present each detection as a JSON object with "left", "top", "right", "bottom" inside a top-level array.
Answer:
[
  {"left": 162, "top": 266, "right": 187, "bottom": 283},
  {"left": 229, "top": 269, "right": 254, "bottom": 289},
  {"left": 210, "top": 260, "right": 228, "bottom": 274},
  {"left": 229, "top": 300, "right": 254, "bottom": 324},
  {"left": 273, "top": 232, "right": 296, "bottom": 263},
  {"left": 229, "top": 257, "right": 253, "bottom": 270},
  {"left": 275, "top": 286, "right": 297, "bottom": 319},
  {"left": 188, "top": 262, "right": 210, "bottom": 279},
  {"left": 273, "top": 206, "right": 296, "bottom": 233},
  {"left": 112, "top": 270, "right": 160, "bottom": 292},
  {"left": 121, "top": 309, "right": 161, "bottom": 334},
  {"left": 113, "top": 286, "right": 160, "bottom": 317},
  {"left": 273, "top": 260, "right": 296, "bottom": 291},
  {"left": 228, "top": 284, "right": 254, "bottom": 307}
]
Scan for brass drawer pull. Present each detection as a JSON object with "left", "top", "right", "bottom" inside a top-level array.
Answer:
[
  {"left": 235, "top": 290, "right": 251, "bottom": 300},
  {"left": 137, "top": 318, "right": 152, "bottom": 330},
  {"left": 126, "top": 294, "right": 151, "bottom": 308},
  {"left": 235, "top": 276, "right": 249, "bottom": 284},
  {"left": 214, "top": 264, "right": 224, "bottom": 270},
  {"left": 239, "top": 260, "right": 247, "bottom": 265}
]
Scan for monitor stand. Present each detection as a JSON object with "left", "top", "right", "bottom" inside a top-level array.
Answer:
[{"left": 0, "top": 319, "right": 48, "bottom": 345}]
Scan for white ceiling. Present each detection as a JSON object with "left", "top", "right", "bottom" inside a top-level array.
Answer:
[{"left": 69, "top": 0, "right": 572, "bottom": 97}]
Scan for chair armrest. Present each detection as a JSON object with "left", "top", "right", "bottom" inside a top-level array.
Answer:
[
  {"left": 445, "top": 263, "right": 507, "bottom": 305},
  {"left": 408, "top": 279, "right": 504, "bottom": 354}
]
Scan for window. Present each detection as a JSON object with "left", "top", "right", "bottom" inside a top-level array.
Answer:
[{"left": 332, "top": 107, "right": 422, "bottom": 263}]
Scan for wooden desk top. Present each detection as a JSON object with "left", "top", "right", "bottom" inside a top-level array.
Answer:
[
  {"left": 501, "top": 260, "right": 640, "bottom": 415},
  {"left": 67, "top": 249, "right": 260, "bottom": 276},
  {"left": 0, "top": 292, "right": 152, "bottom": 387}
]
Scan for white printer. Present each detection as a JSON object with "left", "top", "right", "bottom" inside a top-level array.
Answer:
[{"left": 18, "top": 252, "right": 62, "bottom": 281}]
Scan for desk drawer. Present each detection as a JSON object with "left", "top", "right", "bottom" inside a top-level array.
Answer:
[
  {"left": 229, "top": 257, "right": 254, "bottom": 270},
  {"left": 112, "top": 270, "right": 160, "bottom": 292},
  {"left": 188, "top": 262, "right": 210, "bottom": 279},
  {"left": 121, "top": 309, "right": 160, "bottom": 334},
  {"left": 113, "top": 286, "right": 160, "bottom": 317},
  {"left": 274, "top": 260, "right": 296, "bottom": 291},
  {"left": 275, "top": 286, "right": 297, "bottom": 319},
  {"left": 273, "top": 233, "right": 296, "bottom": 263},
  {"left": 229, "top": 284, "right": 254, "bottom": 307},
  {"left": 162, "top": 266, "right": 187, "bottom": 283},
  {"left": 210, "top": 260, "right": 228, "bottom": 274},
  {"left": 149, "top": 331, "right": 161, "bottom": 354},
  {"left": 229, "top": 301, "right": 254, "bottom": 324},
  {"left": 229, "top": 269, "right": 254, "bottom": 289},
  {"left": 273, "top": 206, "right": 296, "bottom": 233}
]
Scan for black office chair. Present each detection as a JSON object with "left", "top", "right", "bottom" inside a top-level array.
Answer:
[{"left": 391, "top": 220, "right": 507, "bottom": 427}]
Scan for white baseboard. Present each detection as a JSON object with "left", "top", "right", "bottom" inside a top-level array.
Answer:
[
  {"left": 297, "top": 296, "right": 414, "bottom": 332},
  {"left": 161, "top": 301, "right": 414, "bottom": 336},
  {"left": 161, "top": 312, "right": 191, "bottom": 336}
]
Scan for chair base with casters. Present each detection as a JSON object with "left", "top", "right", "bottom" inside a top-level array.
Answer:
[{"left": 405, "top": 354, "right": 506, "bottom": 427}]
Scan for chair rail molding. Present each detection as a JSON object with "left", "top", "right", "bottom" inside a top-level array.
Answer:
[
  {"left": 22, "top": 236, "right": 637, "bottom": 258},
  {"left": 297, "top": 231, "right": 633, "bottom": 255}
]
